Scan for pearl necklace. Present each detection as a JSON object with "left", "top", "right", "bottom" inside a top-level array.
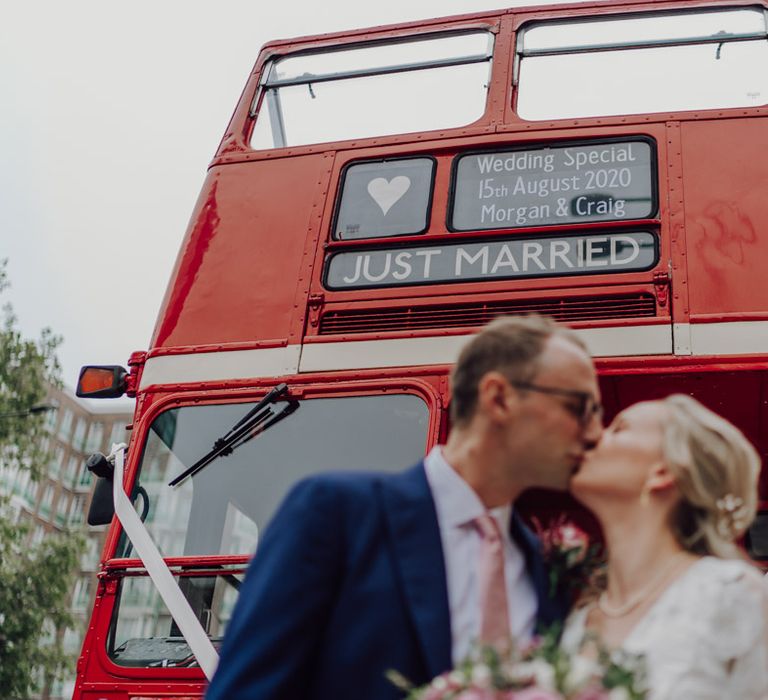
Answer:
[{"left": 597, "top": 553, "right": 686, "bottom": 618}]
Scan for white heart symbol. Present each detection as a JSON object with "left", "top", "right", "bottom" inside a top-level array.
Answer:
[{"left": 367, "top": 176, "right": 411, "bottom": 216}]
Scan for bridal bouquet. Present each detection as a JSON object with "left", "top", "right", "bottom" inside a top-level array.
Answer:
[{"left": 388, "top": 629, "right": 647, "bottom": 700}]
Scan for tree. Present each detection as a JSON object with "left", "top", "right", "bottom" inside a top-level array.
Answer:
[{"left": 0, "top": 259, "right": 84, "bottom": 699}]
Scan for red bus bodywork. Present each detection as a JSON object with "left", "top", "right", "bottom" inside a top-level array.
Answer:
[{"left": 73, "top": 0, "right": 768, "bottom": 697}]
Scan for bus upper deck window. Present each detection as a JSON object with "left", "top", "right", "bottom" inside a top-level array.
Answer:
[
  {"left": 515, "top": 7, "right": 768, "bottom": 120},
  {"left": 250, "top": 31, "right": 494, "bottom": 150}
]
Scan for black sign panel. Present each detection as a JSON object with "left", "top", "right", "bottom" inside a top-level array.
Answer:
[
  {"left": 334, "top": 158, "right": 435, "bottom": 240},
  {"left": 325, "top": 231, "right": 657, "bottom": 290},
  {"left": 451, "top": 139, "right": 655, "bottom": 230}
]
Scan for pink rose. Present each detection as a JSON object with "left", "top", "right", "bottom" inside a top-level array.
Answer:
[
  {"left": 557, "top": 523, "right": 588, "bottom": 550},
  {"left": 504, "top": 688, "right": 562, "bottom": 700},
  {"left": 555, "top": 524, "right": 589, "bottom": 565},
  {"left": 453, "top": 690, "right": 498, "bottom": 700},
  {"left": 421, "top": 689, "right": 446, "bottom": 700},
  {"left": 572, "top": 687, "right": 611, "bottom": 700}
]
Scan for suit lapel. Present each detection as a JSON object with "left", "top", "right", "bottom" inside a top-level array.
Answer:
[{"left": 378, "top": 462, "right": 452, "bottom": 678}]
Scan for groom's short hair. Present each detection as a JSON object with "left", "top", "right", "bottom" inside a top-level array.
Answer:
[{"left": 449, "top": 315, "right": 586, "bottom": 426}]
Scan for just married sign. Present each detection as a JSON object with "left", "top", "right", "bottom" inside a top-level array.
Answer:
[
  {"left": 329, "top": 145, "right": 656, "bottom": 289},
  {"left": 325, "top": 232, "right": 657, "bottom": 289}
]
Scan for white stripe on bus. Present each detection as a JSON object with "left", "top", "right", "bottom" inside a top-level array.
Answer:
[
  {"left": 689, "top": 321, "right": 768, "bottom": 355},
  {"left": 137, "top": 322, "right": 768, "bottom": 388},
  {"left": 139, "top": 345, "right": 302, "bottom": 388},
  {"left": 299, "top": 324, "right": 673, "bottom": 372}
]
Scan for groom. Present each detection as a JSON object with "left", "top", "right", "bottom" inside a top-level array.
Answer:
[{"left": 205, "top": 315, "right": 602, "bottom": 700}]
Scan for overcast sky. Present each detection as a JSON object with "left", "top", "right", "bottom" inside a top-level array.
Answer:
[{"left": 2, "top": 0, "right": 578, "bottom": 400}]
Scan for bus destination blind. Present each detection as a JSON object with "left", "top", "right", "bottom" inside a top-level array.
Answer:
[
  {"left": 451, "top": 140, "right": 655, "bottom": 230},
  {"left": 326, "top": 231, "right": 657, "bottom": 289}
]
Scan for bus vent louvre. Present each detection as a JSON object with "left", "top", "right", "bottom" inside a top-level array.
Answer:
[{"left": 318, "top": 293, "right": 656, "bottom": 335}]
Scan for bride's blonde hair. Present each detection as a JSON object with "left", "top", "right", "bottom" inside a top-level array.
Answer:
[{"left": 662, "top": 394, "right": 760, "bottom": 558}]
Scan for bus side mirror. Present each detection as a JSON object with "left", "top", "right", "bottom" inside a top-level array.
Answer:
[
  {"left": 76, "top": 366, "right": 128, "bottom": 399},
  {"left": 86, "top": 453, "right": 115, "bottom": 526},
  {"left": 88, "top": 478, "right": 115, "bottom": 526},
  {"left": 85, "top": 452, "right": 150, "bottom": 527}
]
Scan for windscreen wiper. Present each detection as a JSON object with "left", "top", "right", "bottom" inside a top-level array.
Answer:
[{"left": 169, "top": 383, "right": 298, "bottom": 487}]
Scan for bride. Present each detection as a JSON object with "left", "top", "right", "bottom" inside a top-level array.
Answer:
[{"left": 562, "top": 393, "right": 768, "bottom": 698}]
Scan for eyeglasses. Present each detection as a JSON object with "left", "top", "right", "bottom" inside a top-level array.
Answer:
[{"left": 509, "top": 381, "right": 603, "bottom": 427}]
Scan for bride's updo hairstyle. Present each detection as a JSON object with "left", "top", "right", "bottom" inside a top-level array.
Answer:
[{"left": 662, "top": 394, "right": 761, "bottom": 558}]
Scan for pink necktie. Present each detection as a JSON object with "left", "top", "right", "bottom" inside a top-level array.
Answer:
[{"left": 474, "top": 513, "right": 511, "bottom": 648}]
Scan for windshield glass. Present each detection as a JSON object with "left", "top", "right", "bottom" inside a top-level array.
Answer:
[
  {"left": 108, "top": 572, "right": 241, "bottom": 667},
  {"left": 118, "top": 393, "right": 430, "bottom": 559}
]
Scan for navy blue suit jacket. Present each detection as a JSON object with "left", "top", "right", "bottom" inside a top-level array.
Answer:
[{"left": 205, "top": 462, "right": 569, "bottom": 700}]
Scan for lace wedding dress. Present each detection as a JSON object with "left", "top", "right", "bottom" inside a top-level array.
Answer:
[{"left": 561, "top": 557, "right": 768, "bottom": 699}]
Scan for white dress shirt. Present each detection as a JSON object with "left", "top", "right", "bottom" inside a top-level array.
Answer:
[{"left": 424, "top": 445, "right": 537, "bottom": 663}]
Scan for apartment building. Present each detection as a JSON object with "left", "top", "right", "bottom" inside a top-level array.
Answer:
[{"left": 0, "top": 384, "right": 133, "bottom": 699}]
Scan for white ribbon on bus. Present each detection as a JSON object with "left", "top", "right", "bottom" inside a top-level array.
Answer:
[{"left": 110, "top": 442, "right": 219, "bottom": 680}]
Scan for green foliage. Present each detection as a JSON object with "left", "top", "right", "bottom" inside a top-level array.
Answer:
[
  {"left": 0, "top": 515, "right": 84, "bottom": 698},
  {"left": 0, "top": 259, "right": 84, "bottom": 698},
  {"left": 0, "top": 260, "right": 62, "bottom": 482}
]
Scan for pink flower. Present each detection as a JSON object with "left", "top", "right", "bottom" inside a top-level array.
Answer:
[
  {"left": 572, "top": 686, "right": 611, "bottom": 700},
  {"left": 533, "top": 516, "right": 589, "bottom": 561},
  {"left": 453, "top": 690, "right": 498, "bottom": 700},
  {"left": 422, "top": 686, "right": 453, "bottom": 700},
  {"left": 557, "top": 523, "right": 588, "bottom": 550},
  {"left": 421, "top": 672, "right": 465, "bottom": 699},
  {"left": 504, "top": 688, "right": 563, "bottom": 700},
  {"left": 553, "top": 524, "right": 589, "bottom": 565}
]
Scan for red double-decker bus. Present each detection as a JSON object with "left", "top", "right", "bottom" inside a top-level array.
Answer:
[{"left": 73, "top": 0, "right": 768, "bottom": 697}]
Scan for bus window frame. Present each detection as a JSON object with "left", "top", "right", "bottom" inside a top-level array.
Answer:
[
  {"left": 445, "top": 135, "right": 660, "bottom": 233},
  {"left": 511, "top": 4, "right": 768, "bottom": 122},
  {"left": 90, "top": 376, "right": 442, "bottom": 679},
  {"left": 515, "top": 5, "right": 768, "bottom": 60},
  {"left": 228, "top": 18, "right": 503, "bottom": 155},
  {"left": 102, "top": 376, "right": 442, "bottom": 567},
  {"left": 259, "top": 30, "right": 494, "bottom": 89},
  {"left": 330, "top": 154, "right": 438, "bottom": 241},
  {"left": 247, "top": 28, "right": 498, "bottom": 152},
  {"left": 103, "top": 564, "right": 248, "bottom": 672}
]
